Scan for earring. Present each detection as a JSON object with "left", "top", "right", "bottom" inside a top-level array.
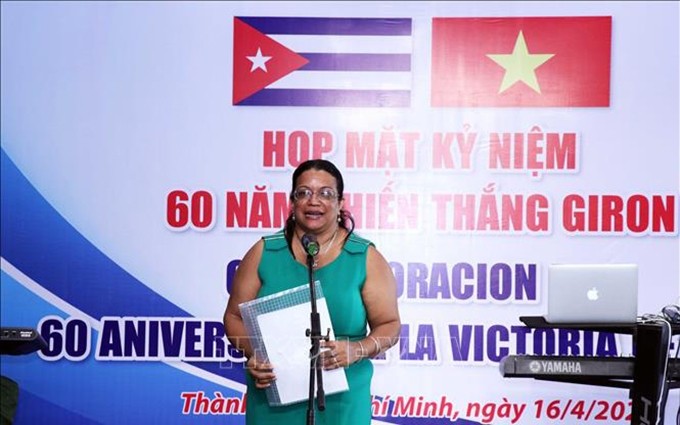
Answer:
[{"left": 337, "top": 214, "right": 341, "bottom": 222}]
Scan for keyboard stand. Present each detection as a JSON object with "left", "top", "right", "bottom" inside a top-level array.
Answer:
[{"left": 516, "top": 316, "right": 679, "bottom": 425}]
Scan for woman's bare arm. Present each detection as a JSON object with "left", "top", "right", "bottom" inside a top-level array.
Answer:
[{"left": 223, "top": 239, "right": 264, "bottom": 359}]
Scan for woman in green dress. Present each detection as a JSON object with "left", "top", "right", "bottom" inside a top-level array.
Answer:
[{"left": 224, "top": 159, "right": 401, "bottom": 424}]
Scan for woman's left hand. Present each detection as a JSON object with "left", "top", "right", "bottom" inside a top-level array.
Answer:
[{"left": 320, "top": 339, "right": 361, "bottom": 370}]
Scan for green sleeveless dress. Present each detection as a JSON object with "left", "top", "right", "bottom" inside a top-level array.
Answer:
[{"left": 245, "top": 231, "right": 374, "bottom": 425}]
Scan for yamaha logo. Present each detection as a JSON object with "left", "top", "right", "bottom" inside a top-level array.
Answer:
[{"left": 529, "top": 360, "right": 541, "bottom": 373}]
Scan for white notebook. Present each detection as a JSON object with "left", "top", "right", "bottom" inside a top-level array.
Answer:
[{"left": 239, "top": 282, "right": 349, "bottom": 406}]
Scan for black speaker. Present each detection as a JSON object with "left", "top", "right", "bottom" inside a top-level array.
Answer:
[{"left": 0, "top": 327, "right": 47, "bottom": 355}]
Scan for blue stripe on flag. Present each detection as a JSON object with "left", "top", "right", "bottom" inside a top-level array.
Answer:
[
  {"left": 301, "top": 53, "right": 411, "bottom": 71},
  {"left": 239, "top": 88, "right": 410, "bottom": 107},
  {"left": 238, "top": 17, "right": 412, "bottom": 36}
]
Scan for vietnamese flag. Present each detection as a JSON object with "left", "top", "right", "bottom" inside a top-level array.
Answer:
[{"left": 431, "top": 17, "right": 612, "bottom": 107}]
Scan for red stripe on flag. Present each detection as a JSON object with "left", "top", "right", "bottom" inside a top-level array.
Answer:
[{"left": 431, "top": 17, "right": 612, "bottom": 107}]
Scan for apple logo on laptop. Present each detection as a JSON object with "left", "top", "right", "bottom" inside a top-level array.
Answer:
[{"left": 587, "top": 287, "right": 599, "bottom": 301}]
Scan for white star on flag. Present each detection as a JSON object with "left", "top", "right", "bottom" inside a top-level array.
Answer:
[{"left": 247, "top": 48, "right": 272, "bottom": 72}]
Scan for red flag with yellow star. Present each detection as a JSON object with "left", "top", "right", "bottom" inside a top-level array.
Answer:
[{"left": 431, "top": 17, "right": 611, "bottom": 107}]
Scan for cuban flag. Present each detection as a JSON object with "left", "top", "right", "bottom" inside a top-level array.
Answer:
[{"left": 233, "top": 17, "right": 412, "bottom": 107}]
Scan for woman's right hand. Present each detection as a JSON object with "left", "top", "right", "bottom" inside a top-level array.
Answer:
[{"left": 247, "top": 356, "right": 276, "bottom": 389}]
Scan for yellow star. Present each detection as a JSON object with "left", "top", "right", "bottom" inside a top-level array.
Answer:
[{"left": 487, "top": 31, "right": 555, "bottom": 94}]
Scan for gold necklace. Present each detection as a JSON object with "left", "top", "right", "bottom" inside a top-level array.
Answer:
[{"left": 322, "top": 229, "right": 338, "bottom": 256}]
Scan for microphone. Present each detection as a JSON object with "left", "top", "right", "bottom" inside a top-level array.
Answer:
[{"left": 301, "top": 234, "right": 320, "bottom": 257}]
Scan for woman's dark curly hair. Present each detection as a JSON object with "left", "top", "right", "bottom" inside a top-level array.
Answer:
[{"left": 284, "top": 159, "right": 355, "bottom": 250}]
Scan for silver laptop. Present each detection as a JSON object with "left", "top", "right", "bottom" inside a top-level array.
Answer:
[{"left": 545, "top": 264, "right": 638, "bottom": 324}]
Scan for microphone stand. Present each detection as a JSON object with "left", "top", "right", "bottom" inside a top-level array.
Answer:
[{"left": 306, "top": 253, "right": 326, "bottom": 425}]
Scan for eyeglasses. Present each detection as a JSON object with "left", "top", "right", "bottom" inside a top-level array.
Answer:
[{"left": 293, "top": 187, "right": 338, "bottom": 202}]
